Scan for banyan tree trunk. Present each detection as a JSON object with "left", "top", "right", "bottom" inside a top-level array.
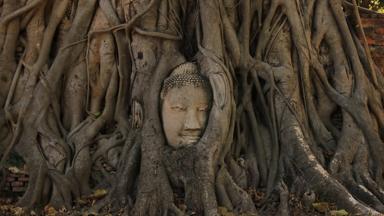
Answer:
[{"left": 0, "top": 0, "right": 384, "bottom": 215}]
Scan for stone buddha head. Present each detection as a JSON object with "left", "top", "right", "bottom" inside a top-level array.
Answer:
[{"left": 161, "top": 62, "right": 212, "bottom": 149}]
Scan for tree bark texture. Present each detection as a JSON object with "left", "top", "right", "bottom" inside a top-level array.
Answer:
[{"left": 0, "top": 0, "right": 383, "bottom": 215}]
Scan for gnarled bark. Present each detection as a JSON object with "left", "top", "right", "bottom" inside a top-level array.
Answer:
[{"left": 1, "top": 0, "right": 383, "bottom": 215}]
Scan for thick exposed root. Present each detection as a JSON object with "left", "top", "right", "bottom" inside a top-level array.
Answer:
[{"left": 216, "top": 167, "right": 257, "bottom": 215}]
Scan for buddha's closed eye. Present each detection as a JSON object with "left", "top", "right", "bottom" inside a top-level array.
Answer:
[
  {"left": 198, "top": 105, "right": 209, "bottom": 112},
  {"left": 171, "top": 105, "right": 187, "bottom": 111}
]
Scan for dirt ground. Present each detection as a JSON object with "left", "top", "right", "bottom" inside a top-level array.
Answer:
[{"left": 0, "top": 188, "right": 348, "bottom": 216}]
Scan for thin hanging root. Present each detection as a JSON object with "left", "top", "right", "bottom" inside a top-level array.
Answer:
[
  {"left": 264, "top": 14, "right": 287, "bottom": 59},
  {"left": 0, "top": 0, "right": 20, "bottom": 55},
  {"left": 255, "top": 0, "right": 282, "bottom": 59},
  {"left": 70, "top": 67, "right": 119, "bottom": 189},
  {"left": 238, "top": 0, "right": 250, "bottom": 63},
  {"left": 246, "top": 101, "right": 268, "bottom": 185},
  {"left": 87, "top": 0, "right": 158, "bottom": 37},
  {"left": 313, "top": 61, "right": 384, "bottom": 212},
  {"left": 17, "top": 0, "right": 97, "bottom": 129},
  {"left": 10, "top": 0, "right": 71, "bottom": 156},
  {"left": 4, "top": 50, "right": 25, "bottom": 125},
  {"left": 266, "top": 21, "right": 380, "bottom": 211},
  {"left": 350, "top": 0, "right": 378, "bottom": 88},
  {"left": 2, "top": 1, "right": 154, "bottom": 211},
  {"left": 251, "top": 62, "right": 319, "bottom": 178},
  {"left": 250, "top": 67, "right": 280, "bottom": 194},
  {"left": 221, "top": 2, "right": 240, "bottom": 67},
  {"left": 0, "top": 0, "right": 45, "bottom": 25},
  {"left": 283, "top": 0, "right": 337, "bottom": 156},
  {"left": 315, "top": 59, "right": 384, "bottom": 180},
  {"left": 329, "top": 0, "right": 368, "bottom": 94},
  {"left": 312, "top": 44, "right": 384, "bottom": 181},
  {"left": 64, "top": 67, "right": 118, "bottom": 192},
  {"left": 99, "top": 0, "right": 132, "bottom": 132},
  {"left": 27, "top": 0, "right": 70, "bottom": 82},
  {"left": 3, "top": 0, "right": 384, "bottom": 215}
]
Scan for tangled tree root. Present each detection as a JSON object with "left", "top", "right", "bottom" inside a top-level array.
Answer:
[{"left": 0, "top": 0, "right": 383, "bottom": 215}]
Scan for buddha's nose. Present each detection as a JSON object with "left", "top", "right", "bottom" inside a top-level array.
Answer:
[{"left": 184, "top": 109, "right": 201, "bottom": 131}]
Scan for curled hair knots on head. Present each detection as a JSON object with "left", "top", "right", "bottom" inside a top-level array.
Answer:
[{"left": 161, "top": 62, "right": 211, "bottom": 98}]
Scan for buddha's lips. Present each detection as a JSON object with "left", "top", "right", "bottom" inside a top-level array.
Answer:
[
  {"left": 180, "top": 130, "right": 201, "bottom": 137},
  {"left": 180, "top": 135, "right": 201, "bottom": 144}
]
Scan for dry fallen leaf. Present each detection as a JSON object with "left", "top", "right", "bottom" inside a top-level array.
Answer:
[
  {"left": 44, "top": 205, "right": 58, "bottom": 216},
  {"left": 77, "top": 198, "right": 88, "bottom": 205},
  {"left": 218, "top": 206, "right": 235, "bottom": 216},
  {"left": 12, "top": 207, "right": 25, "bottom": 215},
  {"left": 91, "top": 189, "right": 108, "bottom": 199},
  {"left": 82, "top": 211, "right": 98, "bottom": 216},
  {"left": 312, "top": 202, "right": 329, "bottom": 213},
  {"left": 8, "top": 166, "right": 22, "bottom": 174},
  {"left": 330, "top": 209, "right": 349, "bottom": 216}
]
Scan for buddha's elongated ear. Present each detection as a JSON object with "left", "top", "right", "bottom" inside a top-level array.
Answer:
[{"left": 160, "top": 88, "right": 165, "bottom": 101}]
